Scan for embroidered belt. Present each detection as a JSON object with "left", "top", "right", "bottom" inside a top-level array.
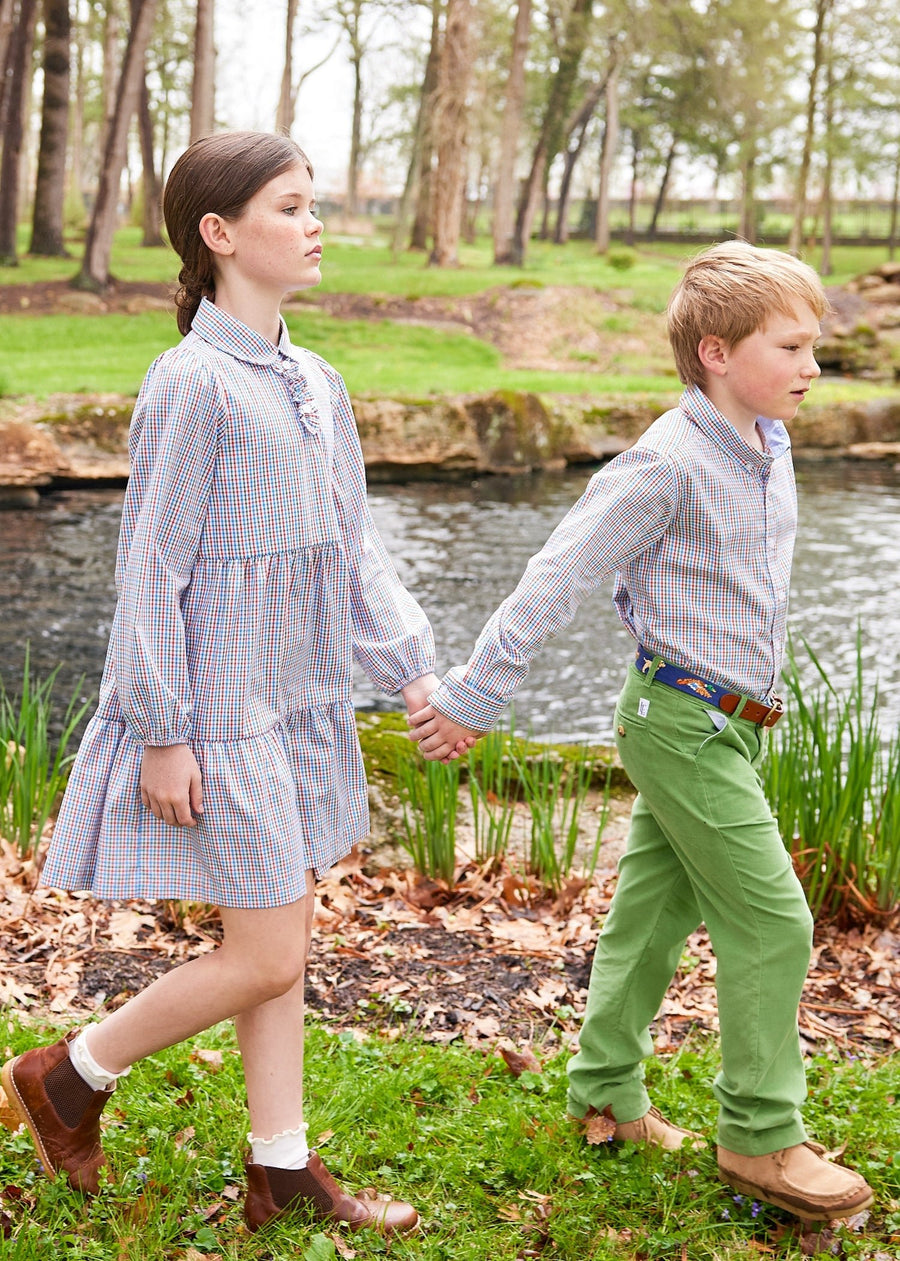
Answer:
[{"left": 634, "top": 647, "right": 784, "bottom": 728}]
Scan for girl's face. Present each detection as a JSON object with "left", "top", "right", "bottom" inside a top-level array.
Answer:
[{"left": 220, "top": 161, "right": 324, "bottom": 300}]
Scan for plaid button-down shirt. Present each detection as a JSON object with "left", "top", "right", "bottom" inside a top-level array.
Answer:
[{"left": 430, "top": 385, "right": 796, "bottom": 731}]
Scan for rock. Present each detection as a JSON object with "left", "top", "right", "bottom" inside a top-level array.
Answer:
[
  {"left": 845, "top": 441, "right": 900, "bottom": 460},
  {"left": 0, "top": 420, "right": 67, "bottom": 487}
]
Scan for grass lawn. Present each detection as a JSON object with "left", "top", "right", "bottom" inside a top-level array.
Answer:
[{"left": 0, "top": 1015, "right": 897, "bottom": 1260}]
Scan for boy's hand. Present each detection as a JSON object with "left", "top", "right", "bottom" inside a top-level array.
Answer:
[
  {"left": 408, "top": 703, "right": 480, "bottom": 762},
  {"left": 140, "top": 744, "right": 203, "bottom": 827}
]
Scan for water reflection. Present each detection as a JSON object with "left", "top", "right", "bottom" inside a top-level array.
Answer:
[{"left": 1, "top": 461, "right": 899, "bottom": 742}]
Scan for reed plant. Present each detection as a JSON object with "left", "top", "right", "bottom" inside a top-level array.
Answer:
[
  {"left": 510, "top": 745, "right": 611, "bottom": 892},
  {"left": 0, "top": 650, "right": 92, "bottom": 857},
  {"left": 396, "top": 749, "right": 461, "bottom": 884},
  {"left": 764, "top": 633, "right": 900, "bottom": 924},
  {"left": 466, "top": 725, "right": 518, "bottom": 865}
]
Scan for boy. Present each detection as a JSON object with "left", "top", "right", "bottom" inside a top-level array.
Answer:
[{"left": 409, "top": 241, "right": 874, "bottom": 1222}]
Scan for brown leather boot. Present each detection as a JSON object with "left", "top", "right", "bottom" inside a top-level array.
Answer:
[
  {"left": 0, "top": 1033, "right": 112, "bottom": 1194},
  {"left": 244, "top": 1151, "right": 419, "bottom": 1235}
]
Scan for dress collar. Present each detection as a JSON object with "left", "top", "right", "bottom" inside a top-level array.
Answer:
[{"left": 189, "top": 297, "right": 293, "bottom": 365}]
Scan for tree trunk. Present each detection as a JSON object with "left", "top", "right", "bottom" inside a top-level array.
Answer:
[
  {"left": 98, "top": 0, "right": 121, "bottom": 160},
  {"left": 646, "top": 135, "right": 677, "bottom": 240},
  {"left": 189, "top": 0, "right": 214, "bottom": 142},
  {"left": 738, "top": 143, "right": 757, "bottom": 243},
  {"left": 429, "top": 0, "right": 473, "bottom": 266},
  {"left": 594, "top": 44, "right": 619, "bottom": 254},
  {"left": 138, "top": 74, "right": 163, "bottom": 245},
  {"left": 554, "top": 77, "right": 605, "bottom": 244},
  {"left": 510, "top": 0, "right": 593, "bottom": 265},
  {"left": 409, "top": 0, "right": 442, "bottom": 251},
  {"left": 788, "top": 0, "right": 830, "bottom": 256},
  {"left": 276, "top": 0, "right": 298, "bottom": 132},
  {"left": 0, "top": 0, "right": 15, "bottom": 108},
  {"left": 346, "top": 21, "right": 363, "bottom": 216},
  {"left": 67, "top": 8, "right": 87, "bottom": 229},
  {"left": 626, "top": 130, "right": 641, "bottom": 245},
  {"left": 30, "top": 0, "right": 72, "bottom": 256},
  {"left": 0, "top": 0, "right": 39, "bottom": 265},
  {"left": 74, "top": 0, "right": 158, "bottom": 290},
  {"left": 492, "top": 0, "right": 532, "bottom": 264},
  {"left": 819, "top": 50, "right": 834, "bottom": 276}
]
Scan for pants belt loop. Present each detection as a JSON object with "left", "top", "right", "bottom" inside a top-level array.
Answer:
[{"left": 635, "top": 648, "right": 664, "bottom": 685}]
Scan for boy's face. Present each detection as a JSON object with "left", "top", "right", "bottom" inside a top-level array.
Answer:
[{"left": 702, "top": 302, "right": 821, "bottom": 429}]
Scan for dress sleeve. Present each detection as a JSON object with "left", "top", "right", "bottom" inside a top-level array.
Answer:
[
  {"left": 325, "top": 365, "right": 436, "bottom": 693},
  {"left": 428, "top": 446, "right": 677, "bottom": 730},
  {"left": 113, "top": 351, "right": 222, "bottom": 744}
]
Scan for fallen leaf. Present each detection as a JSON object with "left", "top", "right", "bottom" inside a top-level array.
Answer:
[
  {"left": 582, "top": 1109, "right": 616, "bottom": 1146},
  {"left": 498, "top": 1044, "right": 542, "bottom": 1077}
]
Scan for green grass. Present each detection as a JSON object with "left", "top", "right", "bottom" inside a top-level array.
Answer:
[
  {"left": 0, "top": 1015, "right": 897, "bottom": 1259},
  {"left": 1, "top": 305, "right": 896, "bottom": 405}
]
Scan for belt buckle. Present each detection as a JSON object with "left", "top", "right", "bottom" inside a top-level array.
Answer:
[{"left": 762, "top": 696, "right": 784, "bottom": 727}]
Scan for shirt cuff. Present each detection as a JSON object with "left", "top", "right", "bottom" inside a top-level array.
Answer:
[{"left": 429, "top": 668, "right": 508, "bottom": 732}]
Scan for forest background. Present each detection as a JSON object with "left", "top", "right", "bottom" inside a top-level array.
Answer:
[{"left": 3, "top": 0, "right": 900, "bottom": 288}]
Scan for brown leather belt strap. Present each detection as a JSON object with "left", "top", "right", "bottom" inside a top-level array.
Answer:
[{"left": 719, "top": 692, "right": 784, "bottom": 728}]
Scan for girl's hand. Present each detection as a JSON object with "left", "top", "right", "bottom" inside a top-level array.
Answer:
[
  {"left": 140, "top": 744, "right": 204, "bottom": 827},
  {"left": 408, "top": 703, "right": 479, "bottom": 762},
  {"left": 399, "top": 672, "right": 441, "bottom": 718}
]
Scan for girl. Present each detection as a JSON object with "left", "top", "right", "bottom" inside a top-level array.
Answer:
[{"left": 1, "top": 131, "right": 438, "bottom": 1237}]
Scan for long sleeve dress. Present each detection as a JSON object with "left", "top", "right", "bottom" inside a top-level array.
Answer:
[{"left": 42, "top": 299, "right": 435, "bottom": 908}]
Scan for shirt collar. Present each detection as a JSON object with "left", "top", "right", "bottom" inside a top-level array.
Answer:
[
  {"left": 189, "top": 297, "right": 293, "bottom": 365},
  {"left": 680, "top": 384, "right": 791, "bottom": 464}
]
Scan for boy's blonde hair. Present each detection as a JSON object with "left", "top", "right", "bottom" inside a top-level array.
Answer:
[{"left": 666, "top": 241, "right": 828, "bottom": 388}]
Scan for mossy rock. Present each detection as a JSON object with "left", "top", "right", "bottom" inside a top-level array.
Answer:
[{"left": 354, "top": 710, "right": 629, "bottom": 794}]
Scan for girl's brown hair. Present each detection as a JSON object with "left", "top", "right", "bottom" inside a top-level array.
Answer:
[{"left": 163, "top": 131, "right": 313, "bottom": 335}]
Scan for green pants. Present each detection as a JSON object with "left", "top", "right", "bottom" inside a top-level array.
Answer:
[{"left": 567, "top": 659, "right": 813, "bottom": 1155}]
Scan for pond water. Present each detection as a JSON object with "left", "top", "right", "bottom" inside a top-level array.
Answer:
[{"left": 1, "top": 460, "right": 899, "bottom": 743}]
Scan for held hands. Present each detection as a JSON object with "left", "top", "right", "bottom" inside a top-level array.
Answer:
[
  {"left": 408, "top": 701, "right": 480, "bottom": 763},
  {"left": 140, "top": 744, "right": 204, "bottom": 827},
  {"left": 400, "top": 673, "right": 477, "bottom": 762}
]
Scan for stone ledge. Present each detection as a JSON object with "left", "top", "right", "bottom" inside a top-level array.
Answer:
[{"left": 3, "top": 389, "right": 900, "bottom": 497}]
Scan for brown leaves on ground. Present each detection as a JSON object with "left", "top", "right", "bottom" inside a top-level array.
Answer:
[{"left": 0, "top": 838, "right": 897, "bottom": 1059}]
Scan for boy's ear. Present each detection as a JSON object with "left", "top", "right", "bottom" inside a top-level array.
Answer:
[
  {"left": 199, "top": 212, "right": 235, "bottom": 257},
  {"left": 698, "top": 334, "right": 729, "bottom": 377}
]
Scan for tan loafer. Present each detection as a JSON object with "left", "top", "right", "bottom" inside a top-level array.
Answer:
[
  {"left": 0, "top": 1033, "right": 112, "bottom": 1194},
  {"left": 573, "top": 1104, "right": 706, "bottom": 1150},
  {"left": 717, "top": 1141, "right": 874, "bottom": 1222},
  {"left": 244, "top": 1151, "right": 419, "bottom": 1235}
]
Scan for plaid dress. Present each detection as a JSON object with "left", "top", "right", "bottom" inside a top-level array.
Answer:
[{"left": 43, "top": 300, "right": 435, "bottom": 907}]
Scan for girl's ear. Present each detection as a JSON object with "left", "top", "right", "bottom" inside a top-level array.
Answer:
[
  {"left": 199, "top": 212, "right": 234, "bottom": 257},
  {"left": 698, "top": 334, "right": 729, "bottom": 377}
]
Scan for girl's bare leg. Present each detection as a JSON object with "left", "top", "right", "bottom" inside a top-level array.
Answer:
[
  {"left": 85, "top": 874, "right": 316, "bottom": 1087},
  {"left": 232, "top": 873, "right": 315, "bottom": 1138}
]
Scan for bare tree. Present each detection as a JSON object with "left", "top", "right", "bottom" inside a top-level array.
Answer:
[
  {"left": 510, "top": 0, "right": 593, "bottom": 265},
  {"left": 594, "top": 42, "right": 620, "bottom": 254},
  {"left": 789, "top": 0, "right": 831, "bottom": 255},
  {"left": 492, "top": 0, "right": 532, "bottom": 264},
  {"left": 98, "top": 0, "right": 122, "bottom": 159},
  {"left": 409, "top": 0, "right": 442, "bottom": 250},
  {"left": 0, "top": 0, "right": 39, "bottom": 265},
  {"left": 74, "top": 0, "right": 158, "bottom": 290},
  {"left": 189, "top": 0, "right": 214, "bottom": 141},
  {"left": 0, "top": 0, "right": 15, "bottom": 90},
  {"left": 554, "top": 76, "right": 606, "bottom": 244},
  {"left": 429, "top": 0, "right": 473, "bottom": 265},
  {"left": 276, "top": 0, "right": 298, "bottom": 132},
  {"left": 30, "top": 0, "right": 72, "bottom": 256}
]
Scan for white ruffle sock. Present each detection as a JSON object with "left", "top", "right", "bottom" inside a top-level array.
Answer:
[
  {"left": 249, "top": 1122, "right": 310, "bottom": 1170},
  {"left": 69, "top": 1028, "right": 131, "bottom": 1091}
]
